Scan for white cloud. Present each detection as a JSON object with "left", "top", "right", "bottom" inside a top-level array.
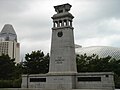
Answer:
[{"left": 75, "top": 17, "right": 120, "bottom": 47}]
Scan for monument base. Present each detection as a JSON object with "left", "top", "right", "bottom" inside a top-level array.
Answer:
[
  {"left": 21, "top": 72, "right": 115, "bottom": 90},
  {"left": 46, "top": 73, "right": 76, "bottom": 89},
  {"left": 0, "top": 88, "right": 116, "bottom": 90}
]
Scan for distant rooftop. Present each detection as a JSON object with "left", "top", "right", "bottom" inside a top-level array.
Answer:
[
  {"left": 76, "top": 46, "right": 120, "bottom": 60},
  {"left": 0, "top": 24, "right": 17, "bottom": 41}
]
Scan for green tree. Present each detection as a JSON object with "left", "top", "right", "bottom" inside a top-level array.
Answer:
[
  {"left": 0, "top": 54, "right": 16, "bottom": 80},
  {"left": 23, "top": 50, "right": 49, "bottom": 74},
  {"left": 14, "top": 63, "right": 23, "bottom": 79}
]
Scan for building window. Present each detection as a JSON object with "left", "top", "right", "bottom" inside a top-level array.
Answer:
[
  {"left": 59, "top": 20, "right": 62, "bottom": 27},
  {"left": 64, "top": 20, "right": 67, "bottom": 26}
]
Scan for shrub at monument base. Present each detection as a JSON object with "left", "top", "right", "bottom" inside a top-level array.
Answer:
[
  {"left": 0, "top": 78, "right": 21, "bottom": 88},
  {"left": 0, "top": 80, "right": 12, "bottom": 88}
]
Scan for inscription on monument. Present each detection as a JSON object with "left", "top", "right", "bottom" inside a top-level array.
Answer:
[
  {"left": 55, "top": 57, "right": 64, "bottom": 64},
  {"left": 54, "top": 78, "right": 64, "bottom": 81},
  {"left": 37, "top": 84, "right": 45, "bottom": 88}
]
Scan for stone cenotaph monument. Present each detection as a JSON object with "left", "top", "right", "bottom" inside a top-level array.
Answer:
[
  {"left": 22, "top": 3, "right": 115, "bottom": 90},
  {"left": 47, "top": 3, "right": 77, "bottom": 89}
]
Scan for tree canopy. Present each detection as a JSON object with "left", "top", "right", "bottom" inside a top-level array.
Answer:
[
  {"left": 23, "top": 50, "right": 49, "bottom": 74},
  {"left": 0, "top": 54, "right": 16, "bottom": 80},
  {"left": 0, "top": 50, "right": 120, "bottom": 88},
  {"left": 76, "top": 54, "right": 120, "bottom": 74}
]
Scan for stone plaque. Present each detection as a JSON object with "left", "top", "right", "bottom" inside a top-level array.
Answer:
[{"left": 55, "top": 57, "right": 64, "bottom": 64}]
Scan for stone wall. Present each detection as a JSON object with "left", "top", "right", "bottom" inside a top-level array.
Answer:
[
  {"left": 76, "top": 72, "right": 115, "bottom": 90},
  {"left": 21, "top": 72, "right": 115, "bottom": 90},
  {"left": 0, "top": 88, "right": 117, "bottom": 90}
]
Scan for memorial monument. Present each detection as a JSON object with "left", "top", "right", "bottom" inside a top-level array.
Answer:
[{"left": 22, "top": 3, "right": 115, "bottom": 90}]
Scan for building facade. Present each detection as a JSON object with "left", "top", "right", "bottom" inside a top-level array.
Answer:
[{"left": 0, "top": 24, "right": 20, "bottom": 63}]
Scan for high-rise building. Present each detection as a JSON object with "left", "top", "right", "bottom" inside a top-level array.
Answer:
[{"left": 0, "top": 24, "right": 20, "bottom": 63}]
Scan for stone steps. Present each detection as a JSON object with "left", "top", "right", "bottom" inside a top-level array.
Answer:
[{"left": 0, "top": 88, "right": 114, "bottom": 90}]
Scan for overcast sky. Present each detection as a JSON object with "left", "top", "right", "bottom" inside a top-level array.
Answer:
[{"left": 0, "top": 0, "right": 120, "bottom": 60}]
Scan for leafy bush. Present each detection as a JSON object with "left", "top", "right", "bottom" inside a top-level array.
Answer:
[
  {"left": 0, "top": 80, "right": 13, "bottom": 88},
  {"left": 0, "top": 78, "right": 21, "bottom": 88}
]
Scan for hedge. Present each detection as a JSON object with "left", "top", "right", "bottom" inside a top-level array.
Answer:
[{"left": 0, "top": 78, "right": 21, "bottom": 88}]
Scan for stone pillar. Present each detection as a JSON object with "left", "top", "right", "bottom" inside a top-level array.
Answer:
[{"left": 47, "top": 3, "right": 76, "bottom": 89}]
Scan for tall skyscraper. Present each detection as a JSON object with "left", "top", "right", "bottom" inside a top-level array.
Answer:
[{"left": 0, "top": 24, "right": 20, "bottom": 63}]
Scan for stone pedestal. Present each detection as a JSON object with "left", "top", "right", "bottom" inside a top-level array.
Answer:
[{"left": 46, "top": 73, "right": 76, "bottom": 89}]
